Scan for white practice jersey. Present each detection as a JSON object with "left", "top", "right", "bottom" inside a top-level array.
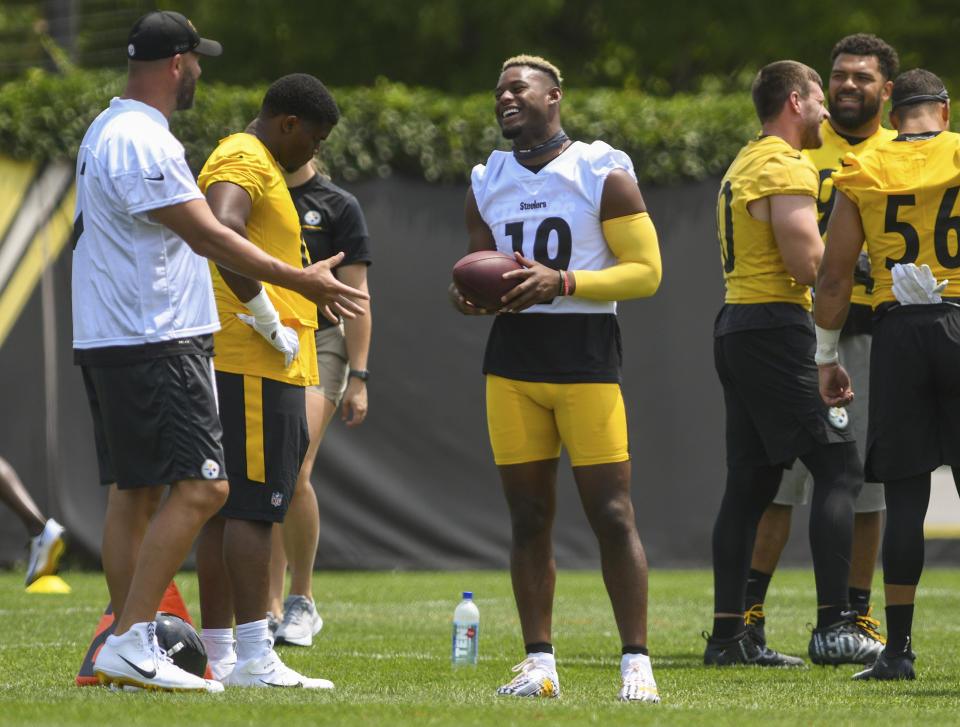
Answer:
[
  {"left": 72, "top": 97, "right": 219, "bottom": 349},
  {"left": 471, "top": 140, "right": 635, "bottom": 315}
]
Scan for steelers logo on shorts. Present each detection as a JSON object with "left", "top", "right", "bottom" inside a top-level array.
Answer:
[
  {"left": 304, "top": 210, "right": 322, "bottom": 226},
  {"left": 828, "top": 407, "right": 849, "bottom": 430},
  {"left": 200, "top": 459, "right": 221, "bottom": 480}
]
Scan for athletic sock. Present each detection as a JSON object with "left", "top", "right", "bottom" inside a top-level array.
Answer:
[
  {"left": 884, "top": 604, "right": 914, "bottom": 654},
  {"left": 235, "top": 619, "right": 271, "bottom": 662},
  {"left": 200, "top": 627, "right": 235, "bottom": 676},
  {"left": 525, "top": 642, "right": 554, "bottom": 656},
  {"left": 744, "top": 568, "right": 772, "bottom": 610},
  {"left": 849, "top": 587, "right": 871, "bottom": 616},
  {"left": 816, "top": 605, "right": 844, "bottom": 629},
  {"left": 621, "top": 645, "right": 648, "bottom": 656},
  {"left": 712, "top": 615, "right": 743, "bottom": 640}
]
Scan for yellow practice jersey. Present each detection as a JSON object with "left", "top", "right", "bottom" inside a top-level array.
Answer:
[
  {"left": 805, "top": 120, "right": 896, "bottom": 306},
  {"left": 717, "top": 135, "right": 818, "bottom": 308},
  {"left": 197, "top": 133, "right": 318, "bottom": 385},
  {"left": 833, "top": 130, "right": 960, "bottom": 306}
]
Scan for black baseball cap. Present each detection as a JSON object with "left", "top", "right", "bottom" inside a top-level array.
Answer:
[{"left": 127, "top": 10, "right": 222, "bottom": 61}]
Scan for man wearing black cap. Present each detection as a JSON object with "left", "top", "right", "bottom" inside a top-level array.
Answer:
[
  {"left": 72, "top": 10, "right": 367, "bottom": 693},
  {"left": 815, "top": 68, "right": 958, "bottom": 681}
]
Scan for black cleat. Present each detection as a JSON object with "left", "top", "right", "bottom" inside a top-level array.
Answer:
[
  {"left": 703, "top": 630, "right": 806, "bottom": 667},
  {"left": 809, "top": 611, "right": 884, "bottom": 666},
  {"left": 744, "top": 603, "right": 767, "bottom": 648},
  {"left": 853, "top": 605, "right": 886, "bottom": 645},
  {"left": 853, "top": 640, "right": 916, "bottom": 681}
]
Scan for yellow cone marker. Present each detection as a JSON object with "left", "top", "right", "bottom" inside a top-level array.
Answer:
[{"left": 25, "top": 575, "right": 71, "bottom": 594}]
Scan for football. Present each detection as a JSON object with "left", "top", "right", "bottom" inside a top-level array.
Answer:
[{"left": 452, "top": 250, "right": 523, "bottom": 310}]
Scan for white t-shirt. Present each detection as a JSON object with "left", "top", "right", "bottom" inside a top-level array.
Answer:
[
  {"left": 470, "top": 140, "right": 635, "bottom": 315},
  {"left": 71, "top": 97, "right": 219, "bottom": 349}
]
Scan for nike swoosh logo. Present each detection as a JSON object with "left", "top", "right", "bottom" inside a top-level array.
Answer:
[
  {"left": 260, "top": 680, "right": 303, "bottom": 687},
  {"left": 120, "top": 655, "right": 157, "bottom": 679},
  {"left": 144, "top": 173, "right": 165, "bottom": 181}
]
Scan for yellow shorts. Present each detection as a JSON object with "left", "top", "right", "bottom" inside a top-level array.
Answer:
[{"left": 485, "top": 374, "right": 629, "bottom": 467}]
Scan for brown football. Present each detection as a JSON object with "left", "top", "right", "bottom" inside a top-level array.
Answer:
[{"left": 452, "top": 250, "right": 523, "bottom": 310}]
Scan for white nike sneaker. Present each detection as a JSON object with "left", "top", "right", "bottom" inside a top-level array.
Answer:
[
  {"left": 25, "top": 518, "right": 65, "bottom": 586},
  {"left": 618, "top": 654, "right": 660, "bottom": 703},
  {"left": 223, "top": 649, "right": 334, "bottom": 689},
  {"left": 94, "top": 622, "right": 223, "bottom": 693},
  {"left": 495, "top": 654, "right": 560, "bottom": 698},
  {"left": 274, "top": 595, "right": 323, "bottom": 647}
]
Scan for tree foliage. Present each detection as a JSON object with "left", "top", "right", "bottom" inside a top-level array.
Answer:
[
  {"left": 6, "top": 1, "right": 960, "bottom": 95},
  {"left": 0, "top": 67, "right": 759, "bottom": 185},
  {"left": 162, "top": 0, "right": 960, "bottom": 94}
]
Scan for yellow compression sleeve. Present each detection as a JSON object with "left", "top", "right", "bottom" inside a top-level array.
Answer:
[{"left": 572, "top": 212, "right": 662, "bottom": 300}]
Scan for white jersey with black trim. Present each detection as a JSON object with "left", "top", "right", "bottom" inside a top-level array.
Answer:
[
  {"left": 471, "top": 140, "right": 634, "bottom": 315},
  {"left": 72, "top": 97, "right": 219, "bottom": 349}
]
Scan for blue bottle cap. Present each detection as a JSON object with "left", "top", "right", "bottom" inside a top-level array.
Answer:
[{"left": 462, "top": 591, "right": 473, "bottom": 599}]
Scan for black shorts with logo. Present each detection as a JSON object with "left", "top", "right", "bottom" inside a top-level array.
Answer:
[
  {"left": 215, "top": 371, "right": 308, "bottom": 523},
  {"left": 79, "top": 338, "right": 226, "bottom": 489},
  {"left": 868, "top": 303, "right": 960, "bottom": 481},
  {"left": 715, "top": 324, "right": 854, "bottom": 468}
]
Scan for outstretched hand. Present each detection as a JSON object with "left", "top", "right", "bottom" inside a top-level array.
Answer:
[{"left": 299, "top": 251, "right": 370, "bottom": 323}]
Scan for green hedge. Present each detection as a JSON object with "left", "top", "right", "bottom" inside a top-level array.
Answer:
[{"left": 0, "top": 68, "right": 759, "bottom": 185}]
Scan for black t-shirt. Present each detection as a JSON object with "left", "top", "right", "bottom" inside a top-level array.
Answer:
[{"left": 288, "top": 173, "right": 372, "bottom": 329}]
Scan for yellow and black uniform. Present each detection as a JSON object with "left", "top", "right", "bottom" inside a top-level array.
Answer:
[
  {"left": 714, "top": 134, "right": 853, "bottom": 468},
  {"left": 710, "top": 133, "right": 862, "bottom": 623},
  {"left": 197, "top": 133, "right": 318, "bottom": 521},
  {"left": 833, "top": 130, "right": 960, "bottom": 480},
  {"left": 806, "top": 120, "right": 896, "bottom": 330},
  {"left": 772, "top": 121, "right": 897, "bottom": 510}
]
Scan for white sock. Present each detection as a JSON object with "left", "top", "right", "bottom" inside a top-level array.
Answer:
[
  {"left": 621, "top": 652, "right": 652, "bottom": 672},
  {"left": 530, "top": 651, "right": 556, "bottom": 669},
  {"left": 235, "top": 619, "right": 271, "bottom": 662},
  {"left": 201, "top": 627, "right": 235, "bottom": 664}
]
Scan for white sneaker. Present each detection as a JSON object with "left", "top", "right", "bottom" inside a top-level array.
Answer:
[
  {"left": 94, "top": 622, "right": 223, "bottom": 693},
  {"left": 495, "top": 654, "right": 560, "bottom": 698},
  {"left": 25, "top": 518, "right": 65, "bottom": 586},
  {"left": 618, "top": 654, "right": 660, "bottom": 703},
  {"left": 223, "top": 649, "right": 333, "bottom": 688},
  {"left": 274, "top": 595, "right": 323, "bottom": 647},
  {"left": 266, "top": 611, "right": 281, "bottom": 635}
]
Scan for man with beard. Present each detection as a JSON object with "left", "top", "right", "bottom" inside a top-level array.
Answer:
[
  {"left": 703, "top": 61, "right": 874, "bottom": 669},
  {"left": 745, "top": 34, "right": 897, "bottom": 660},
  {"left": 73, "top": 13, "right": 366, "bottom": 692},
  {"left": 450, "top": 55, "right": 662, "bottom": 703},
  {"left": 816, "top": 68, "right": 960, "bottom": 680}
]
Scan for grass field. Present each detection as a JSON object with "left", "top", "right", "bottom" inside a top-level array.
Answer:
[{"left": 1, "top": 568, "right": 958, "bottom": 726}]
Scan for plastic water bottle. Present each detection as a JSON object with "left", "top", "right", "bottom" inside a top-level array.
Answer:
[{"left": 451, "top": 591, "right": 479, "bottom": 666}]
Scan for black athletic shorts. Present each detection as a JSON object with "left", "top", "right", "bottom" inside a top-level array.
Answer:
[
  {"left": 714, "top": 325, "right": 854, "bottom": 468},
  {"left": 215, "top": 371, "right": 308, "bottom": 523},
  {"left": 81, "top": 353, "right": 225, "bottom": 489},
  {"left": 867, "top": 303, "right": 960, "bottom": 481}
]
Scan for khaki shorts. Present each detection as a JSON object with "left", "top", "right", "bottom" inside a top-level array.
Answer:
[
  {"left": 485, "top": 374, "right": 629, "bottom": 467},
  {"left": 773, "top": 333, "right": 884, "bottom": 512},
  {"left": 307, "top": 322, "right": 349, "bottom": 405}
]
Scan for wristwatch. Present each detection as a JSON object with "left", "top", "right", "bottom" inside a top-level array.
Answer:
[{"left": 348, "top": 369, "right": 370, "bottom": 382}]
